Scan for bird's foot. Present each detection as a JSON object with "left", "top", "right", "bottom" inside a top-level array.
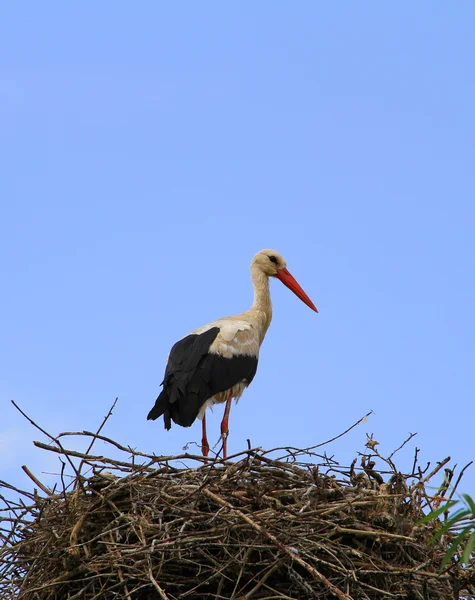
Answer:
[
  {"left": 220, "top": 431, "right": 229, "bottom": 460},
  {"left": 201, "top": 437, "right": 210, "bottom": 458}
]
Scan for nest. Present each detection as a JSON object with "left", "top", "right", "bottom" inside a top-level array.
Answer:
[{"left": 1, "top": 407, "right": 474, "bottom": 599}]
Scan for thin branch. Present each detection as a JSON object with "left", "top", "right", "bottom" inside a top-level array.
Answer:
[
  {"left": 421, "top": 456, "right": 452, "bottom": 484},
  {"left": 11, "top": 400, "right": 84, "bottom": 487},
  {"left": 21, "top": 466, "right": 52, "bottom": 497},
  {"left": 263, "top": 410, "right": 374, "bottom": 458},
  {"left": 77, "top": 398, "right": 119, "bottom": 478},
  {"left": 389, "top": 432, "right": 417, "bottom": 461},
  {"left": 148, "top": 564, "right": 170, "bottom": 600},
  {"left": 32, "top": 441, "right": 156, "bottom": 473},
  {"left": 447, "top": 461, "right": 474, "bottom": 503}
]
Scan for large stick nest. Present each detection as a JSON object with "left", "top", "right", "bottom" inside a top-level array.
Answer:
[{"left": 1, "top": 408, "right": 474, "bottom": 599}]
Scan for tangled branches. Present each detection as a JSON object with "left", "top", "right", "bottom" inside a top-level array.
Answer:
[{"left": 1, "top": 404, "right": 474, "bottom": 599}]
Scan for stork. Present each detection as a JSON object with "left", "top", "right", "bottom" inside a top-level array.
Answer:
[{"left": 147, "top": 249, "right": 317, "bottom": 458}]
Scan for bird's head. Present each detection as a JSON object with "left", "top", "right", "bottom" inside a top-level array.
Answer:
[{"left": 251, "top": 249, "right": 318, "bottom": 313}]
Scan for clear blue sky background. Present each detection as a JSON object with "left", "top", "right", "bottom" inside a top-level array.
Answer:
[{"left": 1, "top": 4, "right": 474, "bottom": 496}]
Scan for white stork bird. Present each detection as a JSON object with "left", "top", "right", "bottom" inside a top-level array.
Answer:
[{"left": 147, "top": 249, "right": 317, "bottom": 458}]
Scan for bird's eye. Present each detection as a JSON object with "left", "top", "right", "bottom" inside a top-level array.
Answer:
[{"left": 269, "top": 255, "right": 278, "bottom": 264}]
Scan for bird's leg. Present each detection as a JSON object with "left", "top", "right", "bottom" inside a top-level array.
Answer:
[
  {"left": 220, "top": 390, "right": 233, "bottom": 459},
  {"left": 201, "top": 412, "right": 210, "bottom": 458}
]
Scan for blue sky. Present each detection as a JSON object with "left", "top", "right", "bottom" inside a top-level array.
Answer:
[{"left": 1, "top": 4, "right": 474, "bottom": 496}]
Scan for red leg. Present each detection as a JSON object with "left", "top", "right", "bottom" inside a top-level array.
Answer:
[
  {"left": 201, "top": 412, "right": 210, "bottom": 458},
  {"left": 220, "top": 390, "right": 233, "bottom": 459}
]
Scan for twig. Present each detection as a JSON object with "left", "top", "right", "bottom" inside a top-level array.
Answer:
[
  {"left": 11, "top": 400, "right": 84, "bottom": 488},
  {"left": 411, "top": 447, "right": 420, "bottom": 476},
  {"left": 336, "top": 527, "right": 414, "bottom": 541},
  {"left": 148, "top": 562, "right": 170, "bottom": 599},
  {"left": 58, "top": 430, "right": 158, "bottom": 461},
  {"left": 77, "top": 398, "right": 119, "bottom": 479},
  {"left": 21, "top": 466, "right": 52, "bottom": 497},
  {"left": 32, "top": 441, "right": 156, "bottom": 473},
  {"left": 421, "top": 457, "right": 451, "bottom": 484},
  {"left": 264, "top": 410, "right": 374, "bottom": 457},
  {"left": 389, "top": 432, "right": 417, "bottom": 461},
  {"left": 447, "top": 461, "right": 473, "bottom": 503},
  {"left": 0, "top": 479, "right": 36, "bottom": 501}
]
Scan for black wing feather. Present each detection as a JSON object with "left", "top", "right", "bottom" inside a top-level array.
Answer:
[{"left": 147, "top": 326, "right": 258, "bottom": 429}]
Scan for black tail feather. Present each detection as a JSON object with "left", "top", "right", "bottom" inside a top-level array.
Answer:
[
  {"left": 147, "top": 388, "right": 203, "bottom": 429},
  {"left": 147, "top": 390, "right": 172, "bottom": 429}
]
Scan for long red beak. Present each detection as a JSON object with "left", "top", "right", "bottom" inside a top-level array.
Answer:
[{"left": 275, "top": 268, "right": 318, "bottom": 312}]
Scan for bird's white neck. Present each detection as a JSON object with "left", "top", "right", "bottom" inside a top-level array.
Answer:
[{"left": 250, "top": 266, "right": 273, "bottom": 340}]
